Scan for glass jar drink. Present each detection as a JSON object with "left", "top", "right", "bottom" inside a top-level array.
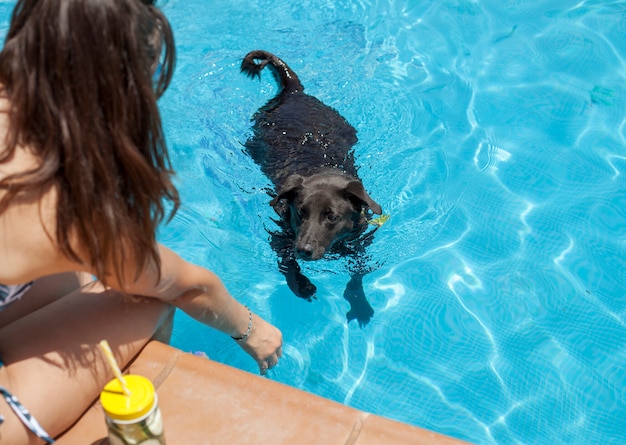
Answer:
[{"left": 100, "top": 374, "right": 165, "bottom": 445}]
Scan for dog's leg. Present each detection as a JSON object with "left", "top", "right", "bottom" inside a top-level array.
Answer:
[
  {"left": 343, "top": 273, "right": 374, "bottom": 327},
  {"left": 270, "top": 230, "right": 317, "bottom": 300},
  {"left": 280, "top": 257, "right": 317, "bottom": 300},
  {"left": 342, "top": 237, "right": 380, "bottom": 327}
]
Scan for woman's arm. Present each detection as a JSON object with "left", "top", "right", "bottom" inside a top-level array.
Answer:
[
  {"left": 0, "top": 177, "right": 282, "bottom": 373},
  {"left": 121, "top": 244, "right": 283, "bottom": 374}
]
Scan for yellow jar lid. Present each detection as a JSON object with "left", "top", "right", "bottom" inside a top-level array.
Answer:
[{"left": 100, "top": 375, "right": 156, "bottom": 421}]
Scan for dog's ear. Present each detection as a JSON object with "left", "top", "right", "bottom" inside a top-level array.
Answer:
[
  {"left": 345, "top": 180, "right": 382, "bottom": 215},
  {"left": 270, "top": 174, "right": 304, "bottom": 213}
]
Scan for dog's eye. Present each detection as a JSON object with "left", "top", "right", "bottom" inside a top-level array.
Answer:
[
  {"left": 297, "top": 208, "right": 307, "bottom": 219},
  {"left": 327, "top": 213, "right": 339, "bottom": 223}
]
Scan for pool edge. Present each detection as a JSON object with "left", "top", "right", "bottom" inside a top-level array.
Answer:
[{"left": 56, "top": 341, "right": 473, "bottom": 444}]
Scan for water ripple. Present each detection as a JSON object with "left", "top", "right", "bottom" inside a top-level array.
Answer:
[{"left": 146, "top": 1, "right": 626, "bottom": 443}]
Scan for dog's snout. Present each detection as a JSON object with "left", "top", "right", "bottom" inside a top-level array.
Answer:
[
  {"left": 295, "top": 238, "right": 326, "bottom": 260},
  {"left": 296, "top": 243, "right": 316, "bottom": 260}
]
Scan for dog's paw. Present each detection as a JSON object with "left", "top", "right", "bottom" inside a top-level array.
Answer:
[
  {"left": 284, "top": 268, "right": 317, "bottom": 300},
  {"left": 293, "top": 276, "right": 317, "bottom": 301},
  {"left": 346, "top": 304, "right": 374, "bottom": 327},
  {"left": 343, "top": 274, "right": 374, "bottom": 327}
]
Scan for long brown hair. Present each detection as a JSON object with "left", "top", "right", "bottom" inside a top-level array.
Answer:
[{"left": 0, "top": 0, "right": 179, "bottom": 288}]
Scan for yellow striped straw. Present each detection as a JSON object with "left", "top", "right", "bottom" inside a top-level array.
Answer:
[{"left": 98, "top": 340, "right": 132, "bottom": 396}]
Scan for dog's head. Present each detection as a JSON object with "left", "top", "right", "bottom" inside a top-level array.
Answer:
[{"left": 270, "top": 173, "right": 382, "bottom": 261}]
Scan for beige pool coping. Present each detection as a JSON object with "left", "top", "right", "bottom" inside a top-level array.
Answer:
[{"left": 56, "top": 341, "right": 472, "bottom": 444}]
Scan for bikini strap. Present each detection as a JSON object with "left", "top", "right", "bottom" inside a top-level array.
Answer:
[{"left": 0, "top": 386, "right": 55, "bottom": 443}]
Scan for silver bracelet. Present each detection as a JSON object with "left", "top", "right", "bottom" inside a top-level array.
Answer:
[{"left": 231, "top": 307, "right": 253, "bottom": 342}]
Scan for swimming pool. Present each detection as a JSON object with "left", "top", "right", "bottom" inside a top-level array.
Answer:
[{"left": 2, "top": 0, "right": 624, "bottom": 444}]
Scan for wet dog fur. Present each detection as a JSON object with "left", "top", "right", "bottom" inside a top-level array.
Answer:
[{"left": 241, "top": 50, "right": 382, "bottom": 326}]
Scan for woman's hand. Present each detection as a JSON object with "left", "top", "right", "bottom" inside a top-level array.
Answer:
[{"left": 236, "top": 313, "right": 283, "bottom": 375}]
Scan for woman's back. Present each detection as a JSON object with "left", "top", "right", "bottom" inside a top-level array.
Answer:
[
  {"left": 0, "top": 96, "right": 78, "bottom": 285},
  {"left": 0, "top": 0, "right": 178, "bottom": 289}
]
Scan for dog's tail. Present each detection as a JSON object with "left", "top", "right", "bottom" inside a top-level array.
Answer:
[{"left": 241, "top": 50, "right": 303, "bottom": 94}]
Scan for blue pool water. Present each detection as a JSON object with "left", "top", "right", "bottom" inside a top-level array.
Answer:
[{"left": 2, "top": 1, "right": 625, "bottom": 444}]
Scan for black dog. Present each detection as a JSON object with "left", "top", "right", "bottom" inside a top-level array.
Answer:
[{"left": 241, "top": 50, "right": 382, "bottom": 326}]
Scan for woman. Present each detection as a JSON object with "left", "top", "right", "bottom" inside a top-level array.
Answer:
[{"left": 0, "top": 0, "right": 283, "bottom": 443}]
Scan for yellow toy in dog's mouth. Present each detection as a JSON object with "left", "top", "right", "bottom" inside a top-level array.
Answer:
[{"left": 368, "top": 214, "right": 390, "bottom": 227}]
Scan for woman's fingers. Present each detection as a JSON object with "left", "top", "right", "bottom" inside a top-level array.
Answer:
[
  {"left": 236, "top": 313, "right": 283, "bottom": 375},
  {"left": 259, "top": 345, "right": 282, "bottom": 375}
]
